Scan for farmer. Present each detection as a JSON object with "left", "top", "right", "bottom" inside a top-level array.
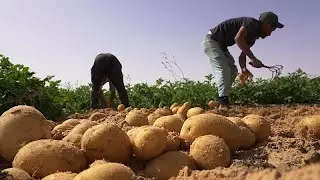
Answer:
[
  {"left": 90, "top": 53, "right": 130, "bottom": 109},
  {"left": 202, "top": 11, "right": 284, "bottom": 110}
]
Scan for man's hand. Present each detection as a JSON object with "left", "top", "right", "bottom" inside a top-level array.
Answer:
[{"left": 249, "top": 58, "right": 264, "bottom": 68}]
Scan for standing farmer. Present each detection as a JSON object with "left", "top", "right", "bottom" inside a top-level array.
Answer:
[
  {"left": 90, "top": 53, "right": 130, "bottom": 109},
  {"left": 202, "top": 11, "right": 284, "bottom": 110}
]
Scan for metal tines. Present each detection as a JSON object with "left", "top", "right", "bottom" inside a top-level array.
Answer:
[{"left": 264, "top": 64, "right": 283, "bottom": 79}]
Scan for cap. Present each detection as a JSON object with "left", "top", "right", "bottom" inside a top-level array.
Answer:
[{"left": 259, "top": 11, "right": 284, "bottom": 29}]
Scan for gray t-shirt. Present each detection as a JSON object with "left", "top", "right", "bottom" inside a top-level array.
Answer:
[{"left": 210, "top": 17, "right": 262, "bottom": 51}]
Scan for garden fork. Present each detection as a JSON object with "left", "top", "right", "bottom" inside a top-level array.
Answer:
[{"left": 249, "top": 62, "right": 283, "bottom": 79}]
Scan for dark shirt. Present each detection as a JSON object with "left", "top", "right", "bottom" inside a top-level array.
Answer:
[{"left": 210, "top": 17, "right": 262, "bottom": 51}]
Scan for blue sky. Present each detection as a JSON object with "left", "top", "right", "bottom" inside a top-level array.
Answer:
[{"left": 0, "top": 0, "right": 319, "bottom": 86}]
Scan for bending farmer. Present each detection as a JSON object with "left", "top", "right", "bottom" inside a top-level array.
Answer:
[
  {"left": 90, "top": 53, "right": 130, "bottom": 109},
  {"left": 202, "top": 11, "right": 284, "bottom": 109}
]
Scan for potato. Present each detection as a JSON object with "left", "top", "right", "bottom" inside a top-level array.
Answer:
[
  {"left": 42, "top": 172, "right": 77, "bottom": 180},
  {"left": 89, "top": 112, "right": 106, "bottom": 122},
  {"left": 74, "top": 163, "right": 134, "bottom": 180},
  {"left": 81, "top": 123, "right": 132, "bottom": 163},
  {"left": 117, "top": 104, "right": 125, "bottom": 111},
  {"left": 170, "top": 103, "right": 179, "bottom": 110},
  {"left": 296, "top": 115, "right": 320, "bottom": 140},
  {"left": 238, "top": 126, "right": 256, "bottom": 149},
  {"left": 147, "top": 113, "right": 163, "bottom": 125},
  {"left": 242, "top": 114, "right": 271, "bottom": 142},
  {"left": 0, "top": 105, "right": 51, "bottom": 161},
  {"left": 62, "top": 119, "right": 81, "bottom": 126},
  {"left": 12, "top": 139, "right": 87, "bottom": 179},
  {"left": 125, "top": 110, "right": 148, "bottom": 126},
  {"left": 45, "top": 120, "right": 57, "bottom": 130},
  {"left": 164, "top": 131, "right": 181, "bottom": 152},
  {"left": 226, "top": 117, "right": 248, "bottom": 128},
  {"left": 177, "top": 102, "right": 192, "bottom": 118},
  {"left": 280, "top": 163, "right": 320, "bottom": 180},
  {"left": 180, "top": 113, "right": 243, "bottom": 151},
  {"left": 208, "top": 100, "right": 218, "bottom": 109},
  {"left": 153, "top": 115, "right": 183, "bottom": 133},
  {"left": 126, "top": 126, "right": 149, "bottom": 144},
  {"left": 190, "top": 135, "right": 230, "bottom": 169},
  {"left": 89, "top": 159, "right": 110, "bottom": 168},
  {"left": 172, "top": 106, "right": 180, "bottom": 114},
  {"left": 154, "top": 108, "right": 173, "bottom": 116},
  {"left": 133, "top": 126, "right": 167, "bottom": 160},
  {"left": 62, "top": 121, "right": 97, "bottom": 148},
  {"left": 51, "top": 123, "right": 74, "bottom": 140},
  {"left": 1, "top": 168, "right": 33, "bottom": 180},
  {"left": 187, "top": 107, "right": 205, "bottom": 118},
  {"left": 144, "top": 151, "right": 195, "bottom": 180},
  {"left": 173, "top": 113, "right": 187, "bottom": 122}
]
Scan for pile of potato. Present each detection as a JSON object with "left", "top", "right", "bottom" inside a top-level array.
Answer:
[{"left": 0, "top": 103, "right": 319, "bottom": 180}]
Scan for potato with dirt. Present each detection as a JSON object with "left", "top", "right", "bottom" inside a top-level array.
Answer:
[
  {"left": 12, "top": 139, "right": 87, "bottom": 179},
  {"left": 62, "top": 121, "right": 97, "bottom": 148},
  {"left": 62, "top": 118, "right": 81, "bottom": 126},
  {"left": 51, "top": 123, "right": 74, "bottom": 140},
  {"left": 74, "top": 163, "right": 135, "bottom": 180},
  {"left": 147, "top": 113, "right": 163, "bottom": 125},
  {"left": 89, "top": 112, "right": 107, "bottom": 122},
  {"left": 42, "top": 172, "right": 77, "bottom": 180},
  {"left": 89, "top": 159, "right": 110, "bottom": 168},
  {"left": 144, "top": 151, "right": 195, "bottom": 180},
  {"left": 153, "top": 115, "right": 183, "bottom": 133},
  {"left": 132, "top": 126, "right": 167, "bottom": 160},
  {"left": 177, "top": 102, "right": 192, "bottom": 118},
  {"left": 190, "top": 135, "right": 230, "bottom": 170},
  {"left": 180, "top": 113, "right": 244, "bottom": 151},
  {"left": 187, "top": 107, "right": 205, "bottom": 118},
  {"left": 125, "top": 109, "right": 149, "bottom": 126},
  {"left": 241, "top": 114, "right": 271, "bottom": 142},
  {"left": 154, "top": 108, "right": 173, "bottom": 116},
  {"left": 81, "top": 123, "right": 132, "bottom": 163},
  {"left": 0, "top": 105, "right": 52, "bottom": 161},
  {"left": 117, "top": 104, "right": 125, "bottom": 111},
  {"left": 296, "top": 115, "right": 320, "bottom": 140},
  {"left": 1, "top": 168, "right": 33, "bottom": 180}
]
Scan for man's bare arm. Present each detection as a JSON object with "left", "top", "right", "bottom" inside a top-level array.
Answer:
[
  {"left": 234, "top": 26, "right": 256, "bottom": 60},
  {"left": 239, "top": 52, "right": 247, "bottom": 70}
]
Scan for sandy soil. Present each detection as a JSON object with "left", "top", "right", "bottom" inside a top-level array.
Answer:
[{"left": 1, "top": 104, "right": 319, "bottom": 180}]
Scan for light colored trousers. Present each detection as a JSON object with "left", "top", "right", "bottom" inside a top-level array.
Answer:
[{"left": 202, "top": 34, "right": 238, "bottom": 97}]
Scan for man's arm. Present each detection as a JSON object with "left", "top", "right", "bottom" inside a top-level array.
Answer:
[
  {"left": 239, "top": 40, "right": 256, "bottom": 70},
  {"left": 234, "top": 26, "right": 256, "bottom": 60}
]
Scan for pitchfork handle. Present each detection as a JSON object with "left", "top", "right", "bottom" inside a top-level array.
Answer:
[{"left": 249, "top": 62, "right": 268, "bottom": 68}]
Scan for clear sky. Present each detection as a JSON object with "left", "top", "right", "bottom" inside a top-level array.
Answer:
[{"left": 0, "top": 0, "right": 319, "bottom": 86}]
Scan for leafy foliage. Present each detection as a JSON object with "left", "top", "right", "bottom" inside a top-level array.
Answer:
[{"left": 1, "top": 54, "right": 319, "bottom": 121}]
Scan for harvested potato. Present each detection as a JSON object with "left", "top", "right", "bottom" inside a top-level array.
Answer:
[
  {"left": 177, "top": 102, "right": 192, "bottom": 118},
  {"left": 51, "top": 123, "right": 74, "bottom": 140},
  {"left": 42, "top": 172, "right": 77, "bottom": 180},
  {"left": 126, "top": 126, "right": 149, "bottom": 144},
  {"left": 208, "top": 100, "right": 218, "bottom": 109},
  {"left": 238, "top": 126, "right": 256, "bottom": 149},
  {"left": 172, "top": 106, "right": 180, "bottom": 114},
  {"left": 144, "top": 151, "right": 195, "bottom": 180},
  {"left": 133, "top": 126, "right": 167, "bottom": 160},
  {"left": 154, "top": 108, "right": 173, "bottom": 116},
  {"left": 1, "top": 168, "right": 33, "bottom": 180},
  {"left": 170, "top": 103, "right": 179, "bottom": 110},
  {"left": 226, "top": 117, "right": 248, "bottom": 127},
  {"left": 180, "top": 113, "right": 243, "bottom": 151},
  {"left": 190, "top": 135, "right": 230, "bottom": 169},
  {"left": 74, "top": 163, "right": 135, "bottom": 180},
  {"left": 242, "top": 114, "right": 271, "bottom": 142},
  {"left": 187, "top": 107, "right": 205, "bottom": 118},
  {"left": 89, "top": 112, "right": 107, "bottom": 122},
  {"left": 0, "top": 105, "right": 51, "bottom": 161},
  {"left": 117, "top": 104, "right": 125, "bottom": 111},
  {"left": 173, "top": 113, "right": 187, "bottom": 122},
  {"left": 89, "top": 159, "right": 110, "bottom": 168},
  {"left": 12, "top": 139, "right": 87, "bottom": 179},
  {"left": 45, "top": 120, "right": 57, "bottom": 130},
  {"left": 62, "top": 121, "right": 97, "bottom": 148},
  {"left": 164, "top": 131, "right": 181, "bottom": 152},
  {"left": 153, "top": 115, "right": 183, "bottom": 133},
  {"left": 62, "top": 119, "right": 81, "bottom": 126},
  {"left": 281, "top": 163, "right": 320, "bottom": 180},
  {"left": 296, "top": 115, "right": 320, "bottom": 140},
  {"left": 147, "top": 113, "right": 163, "bottom": 125},
  {"left": 125, "top": 110, "right": 148, "bottom": 126},
  {"left": 81, "top": 123, "right": 132, "bottom": 163}
]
